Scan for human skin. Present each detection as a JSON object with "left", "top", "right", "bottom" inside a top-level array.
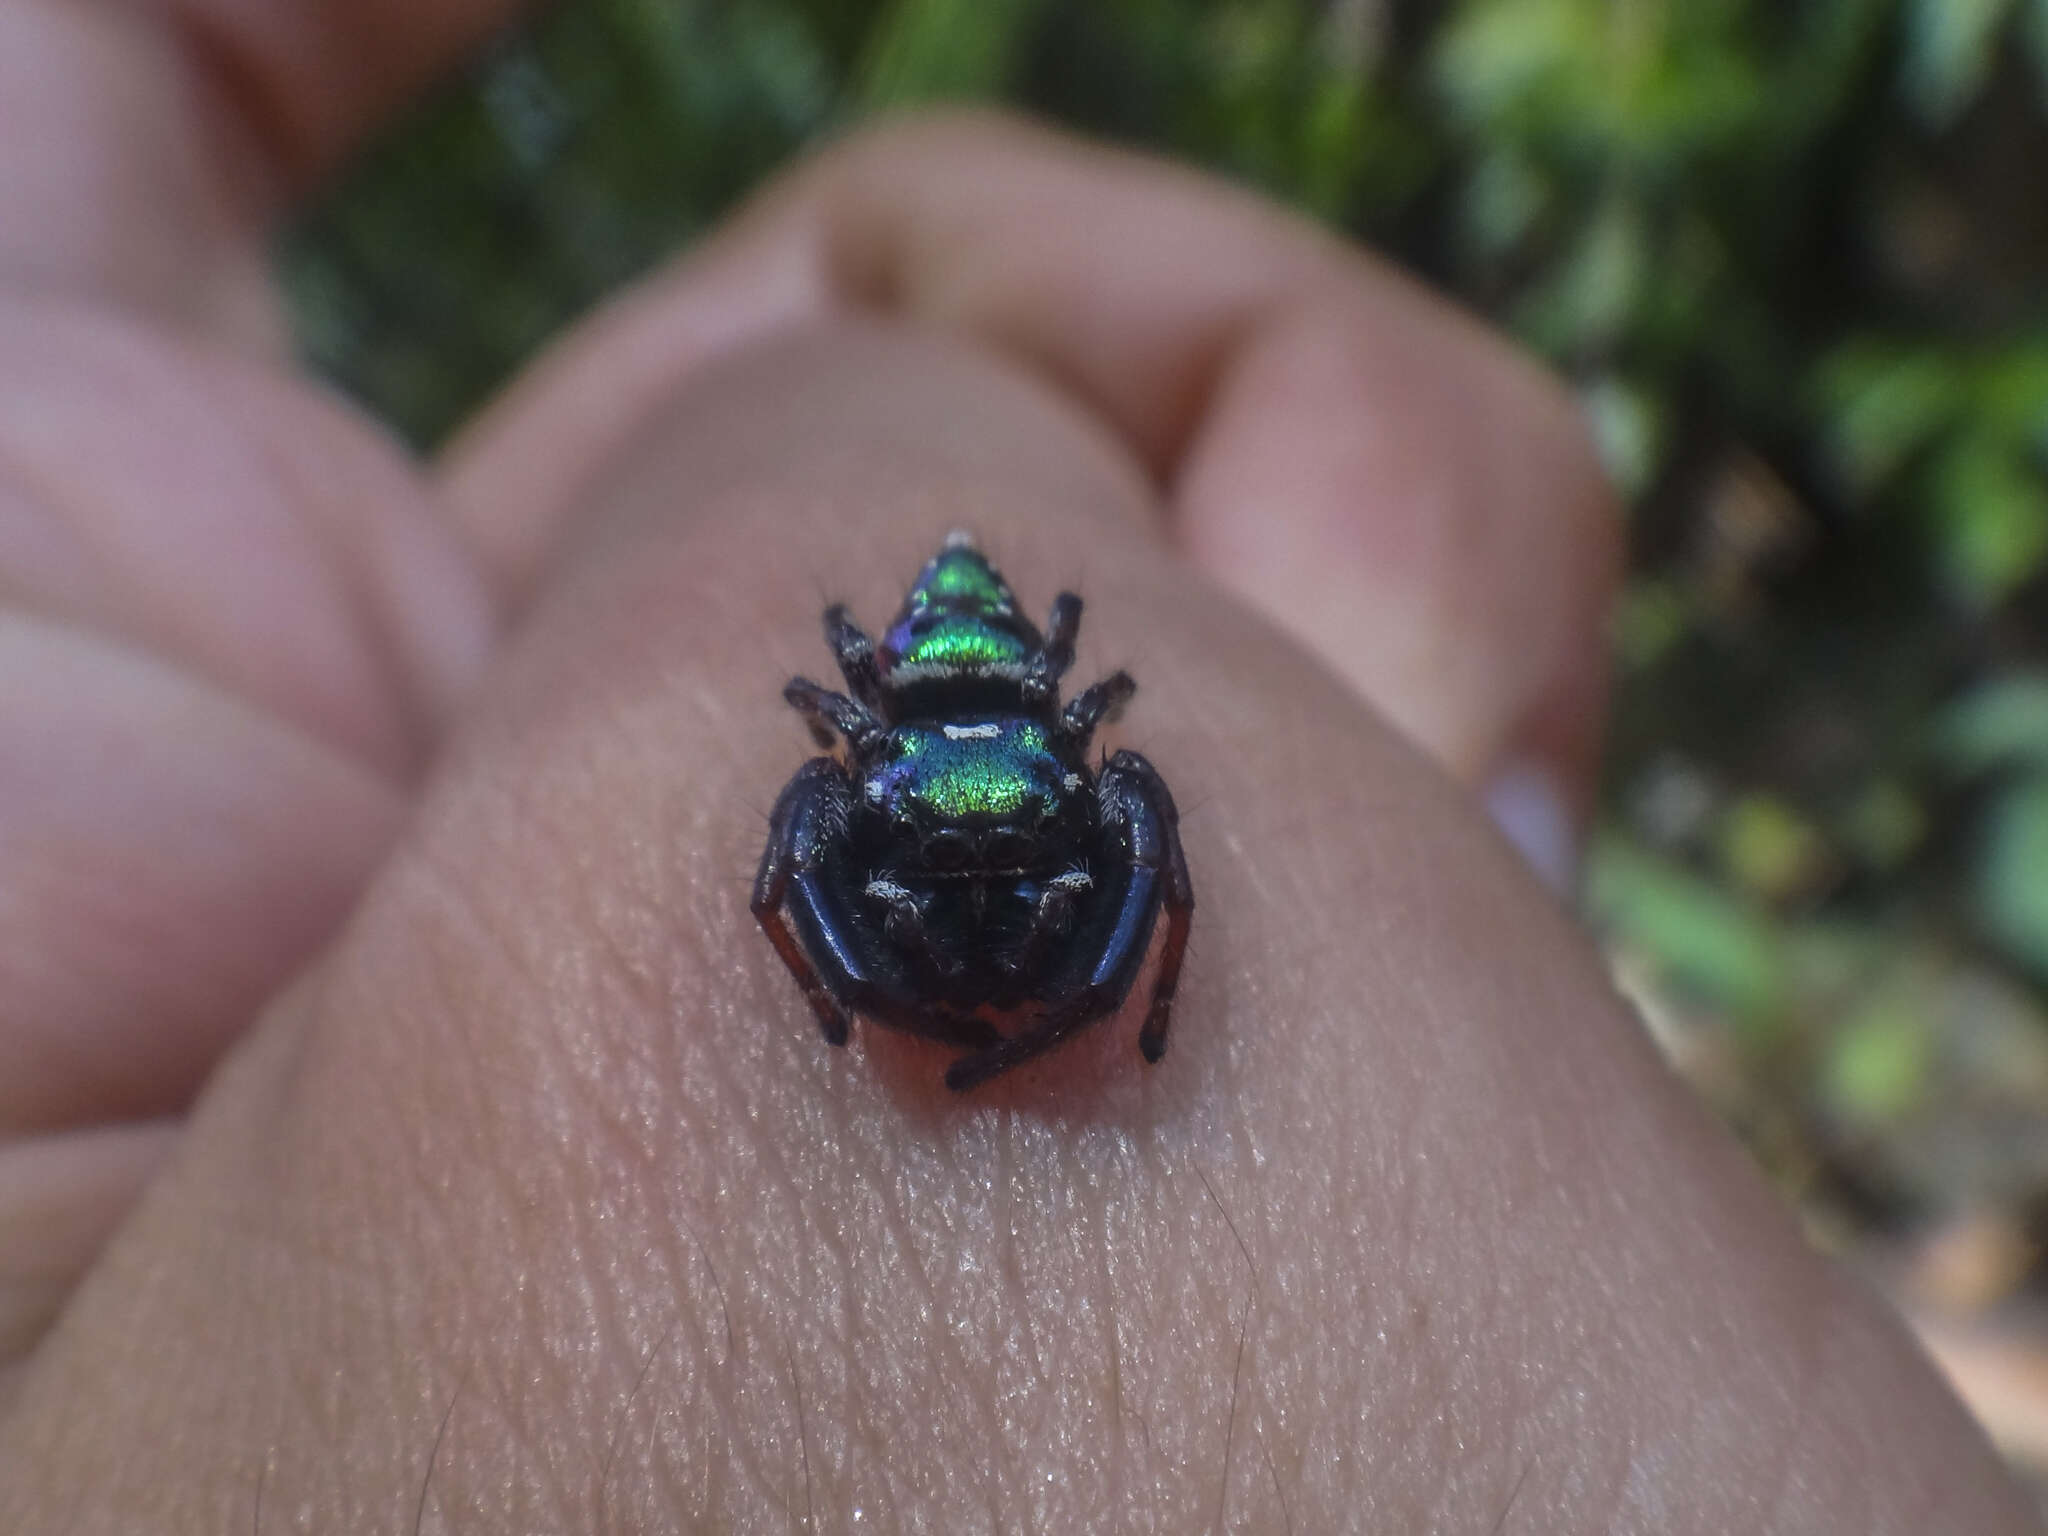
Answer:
[{"left": 0, "top": 3, "right": 2037, "bottom": 1531}]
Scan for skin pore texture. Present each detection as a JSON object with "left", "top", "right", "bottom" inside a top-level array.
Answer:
[{"left": 0, "top": 0, "right": 2035, "bottom": 1524}]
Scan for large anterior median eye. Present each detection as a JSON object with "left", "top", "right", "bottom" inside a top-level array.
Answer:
[
  {"left": 984, "top": 830, "right": 1035, "bottom": 868},
  {"left": 923, "top": 830, "right": 974, "bottom": 870}
]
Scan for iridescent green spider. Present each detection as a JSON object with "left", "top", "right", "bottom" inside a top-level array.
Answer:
[{"left": 752, "top": 534, "right": 1192, "bottom": 1091}]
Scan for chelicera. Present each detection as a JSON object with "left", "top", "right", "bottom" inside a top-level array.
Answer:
[{"left": 752, "top": 533, "right": 1193, "bottom": 1091}]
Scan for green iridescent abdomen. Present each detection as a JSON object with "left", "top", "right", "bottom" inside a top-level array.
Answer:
[
  {"left": 879, "top": 537, "right": 1037, "bottom": 684},
  {"left": 887, "top": 616, "right": 1031, "bottom": 674}
]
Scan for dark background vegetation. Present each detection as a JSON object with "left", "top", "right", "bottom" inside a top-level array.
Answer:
[{"left": 284, "top": 0, "right": 2048, "bottom": 1470}]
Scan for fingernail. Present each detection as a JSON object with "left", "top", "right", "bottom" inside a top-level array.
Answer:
[{"left": 1484, "top": 759, "right": 1580, "bottom": 896}]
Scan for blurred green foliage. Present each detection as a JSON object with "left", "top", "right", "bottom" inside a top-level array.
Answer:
[{"left": 286, "top": 0, "right": 2048, "bottom": 1233}]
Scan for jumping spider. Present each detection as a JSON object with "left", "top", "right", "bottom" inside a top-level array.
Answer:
[{"left": 752, "top": 533, "right": 1193, "bottom": 1092}]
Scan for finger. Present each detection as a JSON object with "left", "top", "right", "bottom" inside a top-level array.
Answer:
[
  {"left": 0, "top": 299, "right": 491, "bottom": 1146},
  {"left": 0, "top": 300, "right": 492, "bottom": 779},
  {"left": 158, "top": 0, "right": 524, "bottom": 185},
  {"left": 1172, "top": 293, "right": 1618, "bottom": 802},
  {"left": 9, "top": 327, "right": 2027, "bottom": 1532},
  {"left": 0, "top": 1121, "right": 178, "bottom": 1381},
  {"left": 0, "top": 255, "right": 493, "bottom": 1392},
  {"left": 443, "top": 110, "right": 1618, "bottom": 808},
  {"left": 0, "top": 0, "right": 519, "bottom": 334},
  {"left": 0, "top": 0, "right": 510, "bottom": 1344},
  {"left": 0, "top": 612, "right": 403, "bottom": 1137}
]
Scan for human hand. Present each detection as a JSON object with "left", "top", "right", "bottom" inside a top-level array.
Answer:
[{"left": 0, "top": 4, "right": 2034, "bottom": 1529}]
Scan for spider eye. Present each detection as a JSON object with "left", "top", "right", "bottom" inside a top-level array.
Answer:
[
  {"left": 923, "top": 830, "right": 974, "bottom": 870},
  {"left": 984, "top": 830, "right": 1035, "bottom": 868}
]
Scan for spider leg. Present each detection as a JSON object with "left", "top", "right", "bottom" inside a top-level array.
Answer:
[
  {"left": 872, "top": 1005, "right": 1002, "bottom": 1051},
  {"left": 754, "top": 761, "right": 998, "bottom": 1053},
  {"left": 823, "top": 604, "right": 885, "bottom": 711},
  {"left": 752, "top": 758, "right": 858, "bottom": 1046},
  {"left": 1106, "top": 750, "right": 1194, "bottom": 1064},
  {"left": 855, "top": 880, "right": 1004, "bottom": 1046},
  {"left": 999, "top": 870, "right": 1093, "bottom": 978},
  {"left": 784, "top": 676, "right": 883, "bottom": 752},
  {"left": 1056, "top": 670, "right": 1136, "bottom": 752},
  {"left": 944, "top": 752, "right": 1190, "bottom": 1091},
  {"left": 1023, "top": 592, "right": 1083, "bottom": 705},
  {"left": 864, "top": 878, "right": 963, "bottom": 980},
  {"left": 944, "top": 1002, "right": 1099, "bottom": 1092}
]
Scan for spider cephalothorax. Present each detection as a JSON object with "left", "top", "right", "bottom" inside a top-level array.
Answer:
[{"left": 752, "top": 533, "right": 1192, "bottom": 1091}]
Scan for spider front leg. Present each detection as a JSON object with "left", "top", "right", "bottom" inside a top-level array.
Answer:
[
  {"left": 1002, "top": 869, "right": 1094, "bottom": 978},
  {"left": 752, "top": 758, "right": 859, "bottom": 1046},
  {"left": 754, "top": 762, "right": 999, "bottom": 1054},
  {"left": 1023, "top": 591, "right": 1083, "bottom": 706},
  {"left": 1056, "top": 670, "right": 1136, "bottom": 753},
  {"left": 784, "top": 676, "right": 883, "bottom": 752},
  {"left": 864, "top": 877, "right": 963, "bottom": 980},
  {"left": 1105, "top": 750, "right": 1193, "bottom": 1064},
  {"left": 823, "top": 604, "right": 884, "bottom": 711},
  {"left": 943, "top": 752, "right": 1191, "bottom": 1091}
]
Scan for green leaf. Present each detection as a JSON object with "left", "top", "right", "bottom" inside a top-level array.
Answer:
[
  {"left": 1932, "top": 675, "right": 2048, "bottom": 777},
  {"left": 1612, "top": 579, "right": 1691, "bottom": 672},
  {"left": 1978, "top": 344, "right": 2048, "bottom": 442},
  {"left": 1434, "top": 0, "right": 1593, "bottom": 130},
  {"left": 1462, "top": 146, "right": 1548, "bottom": 255},
  {"left": 1766, "top": 0, "right": 1899, "bottom": 145},
  {"left": 1839, "top": 780, "right": 1927, "bottom": 871},
  {"left": 1587, "top": 838, "right": 1783, "bottom": 1020},
  {"left": 1822, "top": 995, "right": 1931, "bottom": 1126},
  {"left": 1978, "top": 776, "right": 2048, "bottom": 976},
  {"left": 1517, "top": 190, "right": 1647, "bottom": 352},
  {"left": 2028, "top": 0, "right": 2048, "bottom": 100},
  {"left": 856, "top": 0, "right": 1045, "bottom": 108},
  {"left": 1434, "top": 0, "right": 1760, "bottom": 171},
  {"left": 1717, "top": 794, "right": 1828, "bottom": 902},
  {"left": 1813, "top": 341, "right": 1964, "bottom": 499},
  {"left": 1931, "top": 436, "right": 2048, "bottom": 606},
  {"left": 1580, "top": 373, "right": 1664, "bottom": 498},
  {"left": 1901, "top": 0, "right": 2017, "bottom": 127}
]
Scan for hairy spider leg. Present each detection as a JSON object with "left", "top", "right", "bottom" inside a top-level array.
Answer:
[
  {"left": 754, "top": 759, "right": 1001, "bottom": 1053},
  {"left": 943, "top": 750, "right": 1191, "bottom": 1091},
  {"left": 1057, "top": 670, "right": 1137, "bottom": 751},
  {"left": 865, "top": 877, "right": 965, "bottom": 981},
  {"left": 1023, "top": 591, "right": 1083, "bottom": 704},
  {"left": 1041, "top": 592, "right": 1082, "bottom": 672},
  {"left": 1001, "top": 868, "right": 1095, "bottom": 979},
  {"left": 783, "top": 677, "right": 883, "bottom": 752},
  {"left": 822, "top": 604, "right": 885, "bottom": 712},
  {"left": 752, "top": 758, "right": 857, "bottom": 1045},
  {"left": 1109, "top": 750, "right": 1194, "bottom": 1063}
]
